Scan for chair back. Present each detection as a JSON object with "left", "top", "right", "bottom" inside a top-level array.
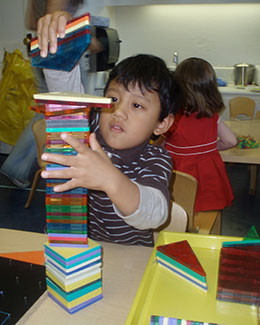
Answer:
[
  {"left": 32, "top": 119, "right": 46, "bottom": 168},
  {"left": 169, "top": 170, "right": 221, "bottom": 235},
  {"left": 229, "top": 96, "right": 255, "bottom": 120},
  {"left": 153, "top": 201, "right": 187, "bottom": 241},
  {"left": 168, "top": 201, "right": 188, "bottom": 232},
  {"left": 170, "top": 170, "right": 198, "bottom": 232},
  {"left": 255, "top": 111, "right": 260, "bottom": 120}
]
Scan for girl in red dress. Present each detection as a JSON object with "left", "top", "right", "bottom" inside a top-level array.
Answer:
[{"left": 165, "top": 57, "right": 237, "bottom": 212}]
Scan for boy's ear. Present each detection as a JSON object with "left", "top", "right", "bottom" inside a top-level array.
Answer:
[{"left": 153, "top": 114, "right": 174, "bottom": 136}]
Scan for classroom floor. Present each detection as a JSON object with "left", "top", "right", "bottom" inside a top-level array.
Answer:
[{"left": 0, "top": 153, "right": 260, "bottom": 238}]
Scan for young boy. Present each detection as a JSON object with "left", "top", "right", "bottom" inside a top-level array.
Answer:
[{"left": 38, "top": 13, "right": 181, "bottom": 246}]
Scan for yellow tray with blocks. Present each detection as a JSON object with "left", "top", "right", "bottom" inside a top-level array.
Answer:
[{"left": 126, "top": 232, "right": 258, "bottom": 325}]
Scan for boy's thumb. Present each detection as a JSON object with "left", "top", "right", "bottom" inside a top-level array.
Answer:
[{"left": 89, "top": 133, "right": 101, "bottom": 152}]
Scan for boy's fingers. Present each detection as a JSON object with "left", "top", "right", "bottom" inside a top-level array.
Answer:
[
  {"left": 41, "top": 168, "right": 70, "bottom": 179},
  {"left": 41, "top": 171, "right": 75, "bottom": 192},
  {"left": 89, "top": 133, "right": 102, "bottom": 152},
  {"left": 60, "top": 133, "right": 89, "bottom": 154},
  {"left": 89, "top": 133, "right": 110, "bottom": 160},
  {"left": 53, "top": 180, "right": 75, "bottom": 192},
  {"left": 41, "top": 152, "right": 75, "bottom": 167},
  {"left": 41, "top": 134, "right": 90, "bottom": 166}
]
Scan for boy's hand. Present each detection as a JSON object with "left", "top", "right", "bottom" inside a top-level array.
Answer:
[
  {"left": 37, "top": 11, "right": 71, "bottom": 57},
  {"left": 41, "top": 133, "right": 116, "bottom": 192},
  {"left": 42, "top": 132, "right": 140, "bottom": 216}
]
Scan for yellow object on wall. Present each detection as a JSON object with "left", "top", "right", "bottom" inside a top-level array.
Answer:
[{"left": 0, "top": 49, "right": 35, "bottom": 146}]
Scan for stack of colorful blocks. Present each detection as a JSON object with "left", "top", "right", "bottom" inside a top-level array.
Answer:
[
  {"left": 44, "top": 239, "right": 102, "bottom": 313},
  {"left": 156, "top": 240, "right": 207, "bottom": 292},
  {"left": 43, "top": 99, "right": 90, "bottom": 247},
  {"left": 32, "top": 91, "right": 111, "bottom": 313},
  {"left": 217, "top": 239, "right": 260, "bottom": 305},
  {"left": 150, "top": 315, "right": 218, "bottom": 325}
]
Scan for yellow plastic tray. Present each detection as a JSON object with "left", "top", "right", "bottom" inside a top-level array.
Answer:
[{"left": 126, "top": 232, "right": 258, "bottom": 325}]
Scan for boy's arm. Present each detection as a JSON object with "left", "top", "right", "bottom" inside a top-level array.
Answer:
[
  {"left": 112, "top": 146, "right": 171, "bottom": 229},
  {"left": 86, "top": 136, "right": 168, "bottom": 227},
  {"left": 113, "top": 183, "right": 168, "bottom": 230},
  {"left": 217, "top": 119, "right": 238, "bottom": 151}
]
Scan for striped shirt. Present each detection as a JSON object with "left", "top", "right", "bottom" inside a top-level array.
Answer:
[{"left": 88, "top": 111, "right": 172, "bottom": 247}]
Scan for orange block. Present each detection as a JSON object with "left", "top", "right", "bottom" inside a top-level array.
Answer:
[{"left": 0, "top": 251, "right": 45, "bottom": 265}]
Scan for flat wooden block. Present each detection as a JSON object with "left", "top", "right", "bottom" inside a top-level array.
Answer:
[{"left": 34, "top": 92, "right": 112, "bottom": 105}]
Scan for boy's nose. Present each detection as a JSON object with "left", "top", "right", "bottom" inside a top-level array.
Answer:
[{"left": 112, "top": 103, "right": 127, "bottom": 120}]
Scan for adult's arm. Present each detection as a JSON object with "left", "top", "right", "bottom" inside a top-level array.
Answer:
[{"left": 24, "top": 0, "right": 69, "bottom": 31}]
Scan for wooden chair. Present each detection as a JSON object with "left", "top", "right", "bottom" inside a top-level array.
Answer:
[
  {"left": 230, "top": 103, "right": 259, "bottom": 195},
  {"left": 255, "top": 111, "right": 260, "bottom": 120},
  {"left": 169, "top": 170, "right": 197, "bottom": 232},
  {"left": 229, "top": 96, "right": 255, "bottom": 120},
  {"left": 170, "top": 170, "right": 222, "bottom": 235},
  {"left": 154, "top": 201, "right": 188, "bottom": 241},
  {"left": 25, "top": 119, "right": 47, "bottom": 208}
]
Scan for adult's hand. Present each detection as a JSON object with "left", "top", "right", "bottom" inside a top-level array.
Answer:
[{"left": 37, "top": 11, "right": 72, "bottom": 57}]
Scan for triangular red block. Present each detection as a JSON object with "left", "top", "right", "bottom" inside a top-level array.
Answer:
[{"left": 157, "top": 240, "right": 205, "bottom": 276}]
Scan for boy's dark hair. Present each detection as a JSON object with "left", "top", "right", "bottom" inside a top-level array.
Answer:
[
  {"left": 175, "top": 57, "right": 224, "bottom": 118},
  {"left": 104, "top": 54, "right": 181, "bottom": 121}
]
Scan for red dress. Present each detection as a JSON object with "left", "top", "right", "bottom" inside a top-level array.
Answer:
[{"left": 165, "top": 112, "right": 234, "bottom": 212}]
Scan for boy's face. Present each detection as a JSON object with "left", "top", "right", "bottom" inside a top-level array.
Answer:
[{"left": 99, "top": 80, "right": 172, "bottom": 150}]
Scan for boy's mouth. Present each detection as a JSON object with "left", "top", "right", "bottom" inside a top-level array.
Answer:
[{"left": 110, "top": 123, "right": 124, "bottom": 133}]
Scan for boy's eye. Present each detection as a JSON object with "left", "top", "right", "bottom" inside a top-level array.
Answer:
[
  {"left": 133, "top": 103, "right": 143, "bottom": 109},
  {"left": 110, "top": 97, "right": 118, "bottom": 103}
]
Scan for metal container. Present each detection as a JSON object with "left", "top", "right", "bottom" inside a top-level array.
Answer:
[{"left": 234, "top": 63, "right": 255, "bottom": 86}]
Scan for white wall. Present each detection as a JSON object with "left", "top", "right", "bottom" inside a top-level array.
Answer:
[
  {"left": 112, "top": 4, "right": 260, "bottom": 69},
  {"left": 0, "top": 0, "right": 28, "bottom": 61},
  {"left": 76, "top": 0, "right": 115, "bottom": 24}
]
